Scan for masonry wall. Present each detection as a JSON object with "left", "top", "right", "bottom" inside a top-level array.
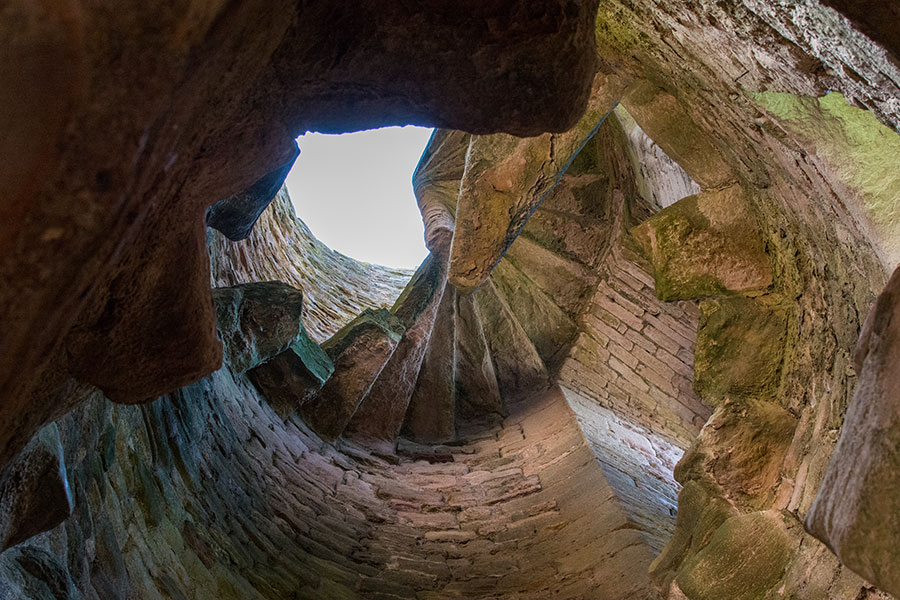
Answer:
[
  {"left": 0, "top": 368, "right": 664, "bottom": 599},
  {"left": 558, "top": 219, "right": 711, "bottom": 448}
]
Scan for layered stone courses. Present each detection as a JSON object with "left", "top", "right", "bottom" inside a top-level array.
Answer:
[
  {"left": 0, "top": 376, "right": 665, "bottom": 599},
  {"left": 559, "top": 229, "right": 711, "bottom": 448}
]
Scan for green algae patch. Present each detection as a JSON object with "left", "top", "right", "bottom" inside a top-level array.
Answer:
[
  {"left": 754, "top": 91, "right": 900, "bottom": 263},
  {"left": 676, "top": 510, "right": 800, "bottom": 600},
  {"left": 632, "top": 185, "right": 772, "bottom": 301},
  {"left": 595, "top": 5, "right": 651, "bottom": 52},
  {"left": 693, "top": 296, "right": 788, "bottom": 404}
]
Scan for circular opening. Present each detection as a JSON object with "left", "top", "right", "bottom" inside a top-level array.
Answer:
[{"left": 285, "top": 126, "right": 434, "bottom": 269}]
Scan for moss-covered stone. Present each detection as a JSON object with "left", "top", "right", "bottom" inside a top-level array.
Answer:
[
  {"left": 449, "top": 87, "right": 619, "bottom": 293},
  {"left": 676, "top": 510, "right": 800, "bottom": 600},
  {"left": 621, "top": 82, "right": 735, "bottom": 189},
  {"left": 632, "top": 185, "right": 773, "bottom": 301},
  {"left": 693, "top": 296, "right": 789, "bottom": 404},
  {"left": 754, "top": 91, "right": 900, "bottom": 265},
  {"left": 490, "top": 259, "right": 578, "bottom": 364},
  {"left": 300, "top": 309, "right": 405, "bottom": 441},
  {"left": 213, "top": 281, "right": 310, "bottom": 374},
  {"left": 248, "top": 330, "right": 334, "bottom": 421},
  {"left": 649, "top": 480, "right": 739, "bottom": 590}
]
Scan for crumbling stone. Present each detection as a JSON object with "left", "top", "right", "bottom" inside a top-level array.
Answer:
[{"left": 693, "top": 296, "right": 789, "bottom": 405}]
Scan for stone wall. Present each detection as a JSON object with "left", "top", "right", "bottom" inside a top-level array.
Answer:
[
  {"left": 0, "top": 371, "right": 666, "bottom": 599},
  {"left": 561, "top": 386, "right": 683, "bottom": 554},
  {"left": 559, "top": 196, "right": 711, "bottom": 448},
  {"left": 209, "top": 188, "right": 413, "bottom": 342}
]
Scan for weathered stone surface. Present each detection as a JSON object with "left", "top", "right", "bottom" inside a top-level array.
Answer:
[
  {"left": 0, "top": 546, "right": 80, "bottom": 600},
  {"left": 675, "top": 511, "right": 800, "bottom": 600},
  {"left": 65, "top": 213, "right": 223, "bottom": 405},
  {"left": 213, "top": 281, "right": 309, "bottom": 374},
  {"left": 0, "top": 0, "right": 603, "bottom": 470},
  {"left": 616, "top": 105, "right": 701, "bottom": 211},
  {"left": 754, "top": 91, "right": 900, "bottom": 267},
  {"left": 676, "top": 399, "right": 797, "bottom": 509},
  {"left": 491, "top": 259, "right": 578, "bottom": 364},
  {"left": 693, "top": 296, "right": 789, "bottom": 405},
  {"left": 806, "top": 265, "right": 900, "bottom": 598},
  {"left": 621, "top": 82, "right": 736, "bottom": 190},
  {"left": 300, "top": 309, "right": 405, "bottom": 441},
  {"left": 557, "top": 184, "right": 710, "bottom": 447},
  {"left": 403, "top": 288, "right": 458, "bottom": 444},
  {"left": 562, "top": 386, "right": 684, "bottom": 554},
  {"left": 412, "top": 130, "right": 469, "bottom": 258},
  {"left": 519, "top": 132, "right": 616, "bottom": 271},
  {"left": 455, "top": 292, "right": 504, "bottom": 421},
  {"left": 632, "top": 185, "right": 773, "bottom": 301},
  {"left": 0, "top": 424, "right": 72, "bottom": 551},
  {"left": 206, "top": 141, "right": 300, "bottom": 241},
  {"left": 248, "top": 333, "right": 334, "bottom": 421},
  {"left": 449, "top": 76, "right": 622, "bottom": 293},
  {"left": 649, "top": 480, "right": 739, "bottom": 590},
  {"left": 0, "top": 0, "right": 85, "bottom": 261},
  {"left": 503, "top": 235, "right": 599, "bottom": 318},
  {"left": 345, "top": 256, "right": 448, "bottom": 445},
  {"left": 474, "top": 281, "right": 549, "bottom": 400}
]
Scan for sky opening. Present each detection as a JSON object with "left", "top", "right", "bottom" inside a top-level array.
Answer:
[{"left": 285, "top": 126, "right": 434, "bottom": 269}]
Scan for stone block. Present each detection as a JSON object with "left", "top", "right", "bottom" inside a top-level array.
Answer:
[
  {"left": 693, "top": 296, "right": 789, "bottom": 405},
  {"left": 248, "top": 332, "right": 334, "bottom": 420},
  {"left": 806, "top": 265, "right": 900, "bottom": 598},
  {"left": 675, "top": 510, "right": 801, "bottom": 600},
  {"left": 213, "top": 281, "right": 310, "bottom": 374},
  {"left": 632, "top": 185, "right": 772, "bottom": 301},
  {"left": 300, "top": 309, "right": 405, "bottom": 441}
]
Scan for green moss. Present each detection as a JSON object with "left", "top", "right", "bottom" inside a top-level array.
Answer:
[
  {"left": 633, "top": 199, "right": 729, "bottom": 300},
  {"left": 633, "top": 187, "right": 772, "bottom": 300},
  {"left": 595, "top": 6, "right": 652, "bottom": 51},
  {"left": 693, "top": 297, "right": 789, "bottom": 404},
  {"left": 289, "top": 330, "right": 334, "bottom": 385},
  {"left": 754, "top": 91, "right": 900, "bottom": 259},
  {"left": 676, "top": 511, "right": 798, "bottom": 600}
]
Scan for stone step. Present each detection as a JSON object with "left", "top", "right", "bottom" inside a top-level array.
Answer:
[
  {"left": 345, "top": 256, "right": 448, "bottom": 446},
  {"left": 402, "top": 287, "right": 458, "bottom": 444},
  {"left": 300, "top": 308, "right": 405, "bottom": 442}
]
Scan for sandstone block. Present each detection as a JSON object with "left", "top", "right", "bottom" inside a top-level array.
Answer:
[
  {"left": 301, "top": 309, "right": 404, "bottom": 441},
  {"left": 632, "top": 185, "right": 772, "bottom": 301},
  {"left": 248, "top": 332, "right": 334, "bottom": 420},
  {"left": 213, "top": 281, "right": 310, "bottom": 374},
  {"left": 806, "top": 265, "right": 900, "bottom": 597},
  {"left": 693, "top": 296, "right": 789, "bottom": 405},
  {"left": 676, "top": 510, "right": 801, "bottom": 600},
  {"left": 206, "top": 141, "right": 299, "bottom": 241}
]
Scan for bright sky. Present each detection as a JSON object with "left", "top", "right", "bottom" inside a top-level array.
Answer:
[{"left": 285, "top": 126, "right": 434, "bottom": 269}]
